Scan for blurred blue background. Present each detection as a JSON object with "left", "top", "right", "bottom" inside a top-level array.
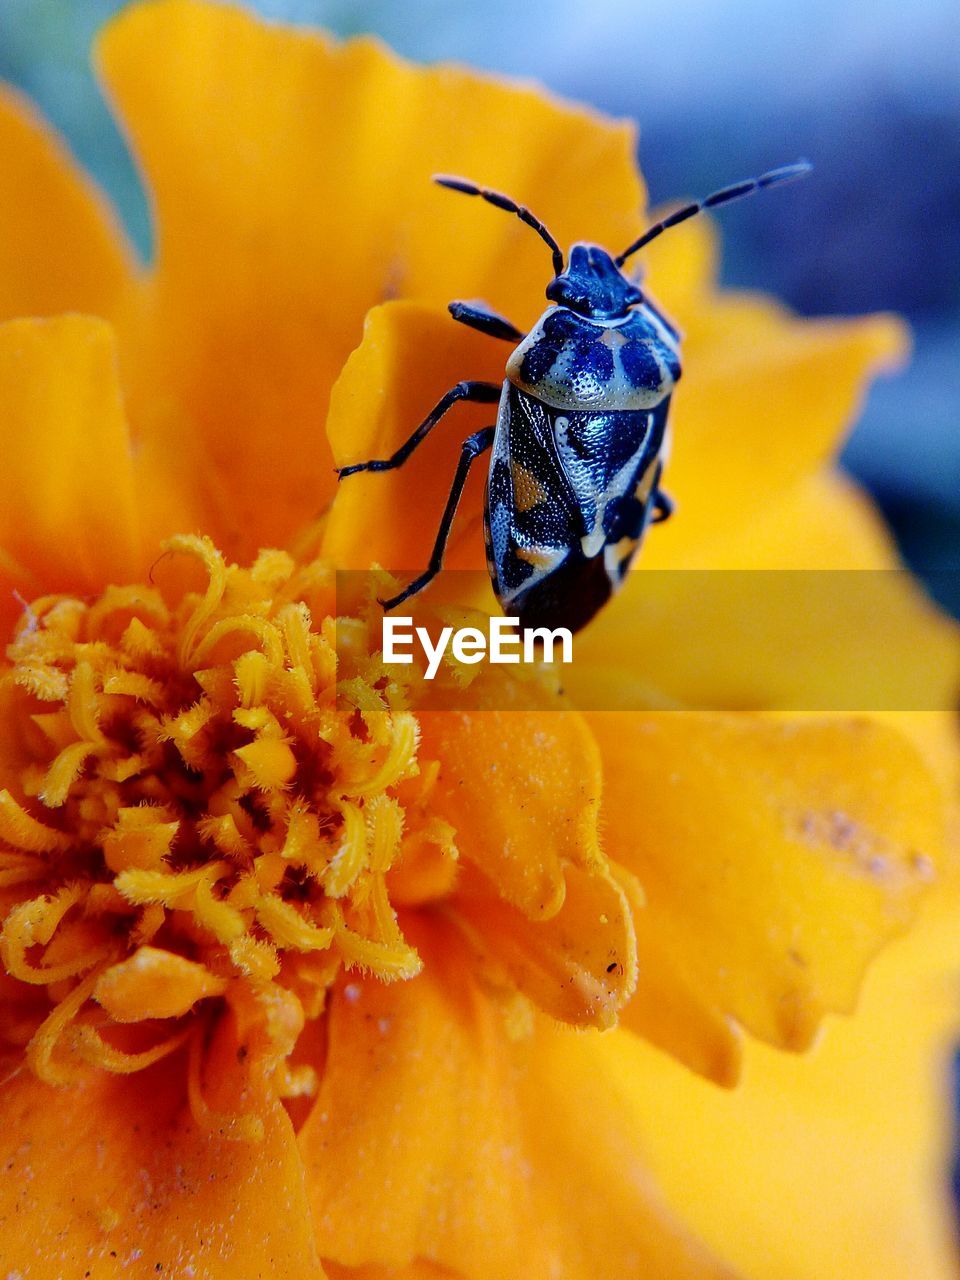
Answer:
[{"left": 0, "top": 0, "right": 957, "bottom": 612}]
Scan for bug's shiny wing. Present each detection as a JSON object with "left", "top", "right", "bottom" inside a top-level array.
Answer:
[
  {"left": 485, "top": 384, "right": 669, "bottom": 633},
  {"left": 485, "top": 383, "right": 581, "bottom": 609}
]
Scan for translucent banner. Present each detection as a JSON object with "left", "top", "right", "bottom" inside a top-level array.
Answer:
[{"left": 333, "top": 570, "right": 960, "bottom": 712}]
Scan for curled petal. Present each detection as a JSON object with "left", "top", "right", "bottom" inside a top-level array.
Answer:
[
  {"left": 453, "top": 858, "right": 638, "bottom": 1028},
  {"left": 417, "top": 709, "right": 604, "bottom": 920},
  {"left": 322, "top": 303, "right": 501, "bottom": 575},
  {"left": 591, "top": 711, "right": 945, "bottom": 1069}
]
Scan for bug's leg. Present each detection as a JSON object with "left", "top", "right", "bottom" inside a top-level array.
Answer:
[
  {"left": 448, "top": 300, "right": 524, "bottom": 343},
  {"left": 651, "top": 489, "right": 675, "bottom": 524},
  {"left": 337, "top": 381, "right": 501, "bottom": 479},
  {"left": 380, "top": 426, "right": 495, "bottom": 611}
]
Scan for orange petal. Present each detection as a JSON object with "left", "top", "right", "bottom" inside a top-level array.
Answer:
[
  {"left": 323, "top": 302, "right": 502, "bottom": 573},
  {"left": 417, "top": 709, "right": 603, "bottom": 919},
  {"left": 454, "top": 858, "right": 637, "bottom": 1028},
  {"left": 590, "top": 712, "right": 945, "bottom": 1065},
  {"left": 298, "top": 918, "right": 732, "bottom": 1280},
  {"left": 694, "top": 466, "right": 904, "bottom": 569},
  {"left": 641, "top": 304, "right": 907, "bottom": 568},
  {"left": 517, "top": 1018, "right": 738, "bottom": 1280},
  {"left": 413, "top": 708, "right": 637, "bottom": 1027},
  {"left": 96, "top": 0, "right": 643, "bottom": 558},
  {"left": 572, "top": 471, "right": 960, "bottom": 717},
  {"left": 622, "top": 886, "right": 960, "bottom": 1280},
  {"left": 325, "top": 1265, "right": 463, "bottom": 1280},
  {"left": 627, "top": 915, "right": 744, "bottom": 1086},
  {"left": 0, "top": 1036, "right": 325, "bottom": 1278},
  {"left": 0, "top": 86, "right": 134, "bottom": 324},
  {"left": 0, "top": 316, "right": 141, "bottom": 613}
]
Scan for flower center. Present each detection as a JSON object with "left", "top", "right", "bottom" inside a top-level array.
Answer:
[{"left": 0, "top": 536, "right": 455, "bottom": 1125}]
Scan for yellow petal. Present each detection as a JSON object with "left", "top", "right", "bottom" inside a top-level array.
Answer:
[
  {"left": 97, "top": 0, "right": 644, "bottom": 560},
  {"left": 697, "top": 466, "right": 904, "bottom": 569},
  {"left": 0, "top": 316, "right": 141, "bottom": 602},
  {"left": 573, "top": 471, "right": 960, "bottom": 717},
  {"left": 622, "top": 887, "right": 960, "bottom": 1280},
  {"left": 0, "top": 1026, "right": 325, "bottom": 1278},
  {"left": 642, "top": 213, "right": 720, "bottom": 325},
  {"left": 455, "top": 859, "right": 637, "bottom": 1028},
  {"left": 627, "top": 919, "right": 744, "bottom": 1086},
  {"left": 325, "top": 1265, "right": 463, "bottom": 1280},
  {"left": 298, "top": 918, "right": 732, "bottom": 1280},
  {"left": 590, "top": 712, "right": 945, "bottom": 1063},
  {"left": 641, "top": 304, "right": 907, "bottom": 568},
  {"left": 418, "top": 709, "right": 602, "bottom": 919},
  {"left": 323, "top": 302, "right": 502, "bottom": 573},
  {"left": 0, "top": 86, "right": 134, "bottom": 324}
]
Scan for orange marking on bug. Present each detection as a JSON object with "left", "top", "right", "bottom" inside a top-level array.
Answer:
[
  {"left": 511, "top": 461, "right": 549, "bottom": 513},
  {"left": 515, "top": 544, "right": 563, "bottom": 570}
]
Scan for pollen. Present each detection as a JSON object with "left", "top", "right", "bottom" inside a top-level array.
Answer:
[{"left": 0, "top": 534, "right": 451, "bottom": 1114}]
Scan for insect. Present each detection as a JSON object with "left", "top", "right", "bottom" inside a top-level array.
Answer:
[{"left": 338, "top": 161, "right": 810, "bottom": 634}]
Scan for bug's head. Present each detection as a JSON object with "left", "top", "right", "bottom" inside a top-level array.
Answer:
[
  {"left": 545, "top": 244, "right": 643, "bottom": 321},
  {"left": 434, "top": 160, "right": 810, "bottom": 318}
]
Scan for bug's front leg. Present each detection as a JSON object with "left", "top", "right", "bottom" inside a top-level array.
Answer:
[
  {"left": 380, "top": 426, "right": 496, "bottom": 611},
  {"left": 337, "top": 380, "right": 501, "bottom": 479},
  {"left": 448, "top": 300, "right": 524, "bottom": 343}
]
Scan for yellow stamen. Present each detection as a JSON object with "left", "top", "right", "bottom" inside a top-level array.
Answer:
[
  {"left": 367, "top": 793, "right": 405, "bottom": 873},
  {"left": 0, "top": 789, "right": 71, "bottom": 852},
  {"left": 0, "top": 537, "right": 462, "bottom": 1105},
  {"left": 324, "top": 802, "right": 368, "bottom": 897},
  {"left": 0, "top": 885, "right": 106, "bottom": 985},
  {"left": 0, "top": 850, "right": 47, "bottom": 888},
  {"left": 170, "top": 534, "right": 228, "bottom": 668},
  {"left": 234, "top": 737, "right": 298, "bottom": 790},
  {"left": 70, "top": 1022, "right": 193, "bottom": 1074},
  {"left": 255, "top": 894, "right": 334, "bottom": 952},
  {"left": 26, "top": 967, "right": 106, "bottom": 1085},
  {"left": 101, "top": 807, "right": 179, "bottom": 873}
]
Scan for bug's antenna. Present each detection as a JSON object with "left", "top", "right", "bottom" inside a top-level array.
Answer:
[
  {"left": 434, "top": 175, "right": 565, "bottom": 276},
  {"left": 615, "top": 160, "right": 811, "bottom": 268}
]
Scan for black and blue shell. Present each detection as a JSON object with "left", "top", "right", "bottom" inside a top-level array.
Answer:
[
  {"left": 484, "top": 245, "right": 681, "bottom": 633},
  {"left": 506, "top": 250, "right": 681, "bottom": 414}
]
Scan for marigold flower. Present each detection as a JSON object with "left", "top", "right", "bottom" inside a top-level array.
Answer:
[{"left": 0, "top": 3, "right": 958, "bottom": 1278}]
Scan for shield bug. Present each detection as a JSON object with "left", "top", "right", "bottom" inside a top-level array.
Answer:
[{"left": 338, "top": 161, "right": 810, "bottom": 634}]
